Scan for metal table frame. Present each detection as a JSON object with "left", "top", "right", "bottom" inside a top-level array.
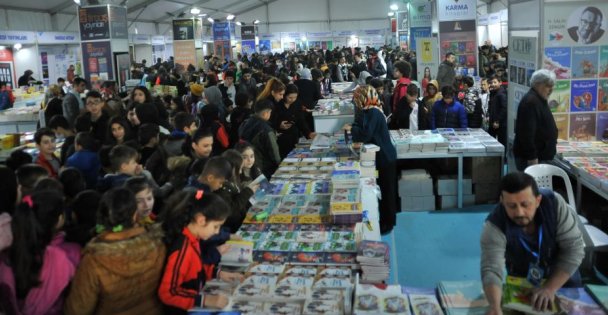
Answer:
[{"left": 397, "top": 151, "right": 504, "bottom": 208}]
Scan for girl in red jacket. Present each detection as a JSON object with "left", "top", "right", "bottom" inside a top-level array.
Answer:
[{"left": 158, "top": 190, "right": 244, "bottom": 314}]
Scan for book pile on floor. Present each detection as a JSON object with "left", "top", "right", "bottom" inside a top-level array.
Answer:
[
  {"left": 356, "top": 240, "right": 389, "bottom": 283},
  {"left": 192, "top": 264, "right": 354, "bottom": 314},
  {"left": 437, "top": 280, "right": 489, "bottom": 315}
]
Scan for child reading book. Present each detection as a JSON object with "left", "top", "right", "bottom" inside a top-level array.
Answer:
[{"left": 158, "top": 190, "right": 244, "bottom": 313}]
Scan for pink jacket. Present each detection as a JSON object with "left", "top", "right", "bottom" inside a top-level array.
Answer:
[{"left": 0, "top": 232, "right": 80, "bottom": 315}]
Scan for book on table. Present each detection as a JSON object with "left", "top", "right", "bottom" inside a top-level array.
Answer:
[
  {"left": 555, "top": 287, "right": 606, "bottom": 315},
  {"left": 218, "top": 240, "right": 254, "bottom": 267},
  {"left": 502, "top": 276, "right": 559, "bottom": 315},
  {"left": 586, "top": 284, "right": 608, "bottom": 313}
]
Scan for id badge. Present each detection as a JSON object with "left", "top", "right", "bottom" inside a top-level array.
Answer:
[{"left": 527, "top": 262, "right": 544, "bottom": 287}]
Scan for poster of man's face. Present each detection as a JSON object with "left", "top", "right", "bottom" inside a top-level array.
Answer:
[{"left": 568, "top": 6, "right": 605, "bottom": 44}]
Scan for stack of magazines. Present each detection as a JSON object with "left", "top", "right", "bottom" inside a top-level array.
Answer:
[{"left": 356, "top": 240, "right": 389, "bottom": 283}]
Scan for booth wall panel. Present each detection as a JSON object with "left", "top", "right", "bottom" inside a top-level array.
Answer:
[
  {"left": 134, "top": 45, "right": 153, "bottom": 65},
  {"left": 13, "top": 47, "right": 41, "bottom": 85},
  {"left": 6, "top": 10, "right": 52, "bottom": 31},
  {"left": 0, "top": 9, "right": 8, "bottom": 30}
]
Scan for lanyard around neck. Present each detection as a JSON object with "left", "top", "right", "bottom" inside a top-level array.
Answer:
[{"left": 519, "top": 225, "right": 543, "bottom": 263}]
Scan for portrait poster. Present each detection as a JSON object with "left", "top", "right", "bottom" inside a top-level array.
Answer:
[
  {"left": 81, "top": 41, "right": 113, "bottom": 83},
  {"left": 570, "top": 113, "right": 597, "bottom": 141},
  {"left": 416, "top": 37, "right": 439, "bottom": 85},
  {"left": 439, "top": 20, "right": 477, "bottom": 76},
  {"left": 570, "top": 80, "right": 598, "bottom": 112},
  {"left": 572, "top": 46, "right": 599, "bottom": 79},
  {"left": 549, "top": 80, "right": 570, "bottom": 113},
  {"left": 397, "top": 10, "right": 409, "bottom": 31},
  {"left": 544, "top": 47, "right": 571, "bottom": 80},
  {"left": 553, "top": 114, "right": 569, "bottom": 140},
  {"left": 544, "top": 2, "right": 608, "bottom": 47},
  {"left": 600, "top": 46, "right": 608, "bottom": 78},
  {"left": 259, "top": 40, "right": 271, "bottom": 54},
  {"left": 599, "top": 79, "right": 608, "bottom": 111},
  {"left": 78, "top": 6, "right": 110, "bottom": 41}
]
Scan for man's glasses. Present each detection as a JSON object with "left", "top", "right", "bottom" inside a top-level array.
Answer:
[{"left": 580, "top": 19, "right": 599, "bottom": 28}]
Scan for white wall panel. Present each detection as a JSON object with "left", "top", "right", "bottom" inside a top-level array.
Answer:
[
  {"left": 129, "top": 22, "right": 158, "bottom": 35},
  {"left": 14, "top": 46, "right": 41, "bottom": 84},
  {"left": 134, "top": 45, "right": 153, "bottom": 64},
  {"left": 7, "top": 10, "right": 52, "bottom": 31},
  {"left": 54, "top": 14, "right": 79, "bottom": 32},
  {"left": 0, "top": 9, "right": 8, "bottom": 30}
]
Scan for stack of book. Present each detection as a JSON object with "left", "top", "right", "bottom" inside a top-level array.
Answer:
[
  {"left": 360, "top": 144, "right": 379, "bottom": 178},
  {"left": 403, "top": 287, "right": 444, "bottom": 315},
  {"left": 356, "top": 241, "right": 390, "bottom": 283},
  {"left": 502, "top": 276, "right": 560, "bottom": 315},
  {"left": 330, "top": 161, "right": 363, "bottom": 224},
  {"left": 437, "top": 280, "right": 489, "bottom": 315},
  {"left": 354, "top": 282, "right": 410, "bottom": 315}
]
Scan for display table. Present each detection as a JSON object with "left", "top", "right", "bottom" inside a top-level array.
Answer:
[
  {"left": 0, "top": 106, "right": 40, "bottom": 134},
  {"left": 312, "top": 98, "right": 355, "bottom": 133},
  {"left": 392, "top": 129, "right": 505, "bottom": 208}
]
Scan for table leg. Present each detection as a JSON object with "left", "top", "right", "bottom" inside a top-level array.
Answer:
[{"left": 458, "top": 155, "right": 463, "bottom": 208}]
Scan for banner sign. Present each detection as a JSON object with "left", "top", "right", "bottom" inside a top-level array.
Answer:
[
  {"left": 81, "top": 40, "right": 113, "bottom": 83},
  {"left": 410, "top": 1, "right": 432, "bottom": 28},
  {"left": 333, "top": 30, "right": 355, "bottom": 37},
  {"left": 410, "top": 27, "right": 432, "bottom": 52},
  {"left": 416, "top": 37, "right": 440, "bottom": 90},
  {"left": 508, "top": 36, "right": 538, "bottom": 140},
  {"left": 151, "top": 36, "right": 165, "bottom": 45},
  {"left": 131, "top": 34, "right": 151, "bottom": 44},
  {"left": 213, "top": 22, "right": 232, "bottom": 41},
  {"left": 307, "top": 31, "right": 333, "bottom": 38},
  {"left": 439, "top": 19, "right": 478, "bottom": 76},
  {"left": 397, "top": 11, "right": 409, "bottom": 31},
  {"left": 36, "top": 32, "right": 78, "bottom": 44},
  {"left": 109, "top": 6, "right": 128, "bottom": 39},
  {"left": 241, "top": 26, "right": 256, "bottom": 40},
  {"left": 437, "top": 0, "right": 477, "bottom": 22},
  {"left": 173, "top": 40, "right": 196, "bottom": 68},
  {"left": 173, "top": 19, "right": 194, "bottom": 41},
  {"left": 242, "top": 40, "right": 256, "bottom": 55},
  {"left": 79, "top": 6, "right": 110, "bottom": 41}
]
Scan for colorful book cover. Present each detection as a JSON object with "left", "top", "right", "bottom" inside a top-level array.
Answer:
[
  {"left": 297, "top": 231, "right": 328, "bottom": 243},
  {"left": 267, "top": 214, "right": 295, "bottom": 224},
  {"left": 220, "top": 240, "right": 254, "bottom": 266},
  {"left": 597, "top": 113, "right": 608, "bottom": 140},
  {"left": 273, "top": 284, "right": 308, "bottom": 298},
  {"left": 586, "top": 284, "right": 608, "bottom": 313},
  {"left": 570, "top": 113, "right": 597, "bottom": 141},
  {"left": 265, "top": 223, "right": 297, "bottom": 232},
  {"left": 259, "top": 240, "right": 293, "bottom": 252},
  {"left": 267, "top": 230, "right": 297, "bottom": 241},
  {"left": 548, "top": 80, "right": 570, "bottom": 112},
  {"left": 247, "top": 262, "right": 285, "bottom": 274},
  {"left": 572, "top": 46, "right": 599, "bottom": 79},
  {"left": 544, "top": 47, "right": 571, "bottom": 79},
  {"left": 600, "top": 80, "right": 608, "bottom": 111},
  {"left": 303, "top": 299, "right": 342, "bottom": 315},
  {"left": 254, "top": 250, "right": 290, "bottom": 263},
  {"left": 289, "top": 251, "right": 325, "bottom": 264},
  {"left": 554, "top": 114, "right": 570, "bottom": 140},
  {"left": 556, "top": 287, "right": 606, "bottom": 315},
  {"left": 233, "top": 283, "right": 273, "bottom": 299},
  {"left": 502, "top": 276, "right": 559, "bottom": 315},
  {"left": 226, "top": 300, "right": 265, "bottom": 313},
  {"left": 600, "top": 46, "right": 608, "bottom": 78},
  {"left": 324, "top": 252, "right": 357, "bottom": 265},
  {"left": 325, "top": 241, "right": 357, "bottom": 252},
  {"left": 571, "top": 80, "right": 598, "bottom": 112},
  {"left": 408, "top": 293, "right": 442, "bottom": 315},
  {"left": 283, "top": 265, "right": 318, "bottom": 276},
  {"left": 438, "top": 280, "right": 489, "bottom": 308},
  {"left": 296, "top": 242, "right": 325, "bottom": 252}
]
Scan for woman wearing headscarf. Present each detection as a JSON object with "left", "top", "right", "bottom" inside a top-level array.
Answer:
[
  {"left": 343, "top": 86, "right": 397, "bottom": 235},
  {"left": 202, "top": 85, "right": 227, "bottom": 121}
]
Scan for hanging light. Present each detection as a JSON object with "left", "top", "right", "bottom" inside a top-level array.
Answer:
[
  {"left": 198, "top": 13, "right": 207, "bottom": 17},
  {"left": 14, "top": 43, "right": 22, "bottom": 50},
  {"left": 390, "top": 4, "right": 398, "bottom": 11},
  {"left": 207, "top": 17, "right": 214, "bottom": 23},
  {"left": 190, "top": 7, "right": 201, "bottom": 15},
  {"left": 236, "top": 21, "right": 242, "bottom": 26},
  {"left": 253, "top": 19, "right": 260, "bottom": 24},
  {"left": 73, "top": 0, "right": 81, "bottom": 5},
  {"left": 388, "top": 12, "right": 395, "bottom": 17},
  {"left": 226, "top": 14, "right": 235, "bottom": 20}
]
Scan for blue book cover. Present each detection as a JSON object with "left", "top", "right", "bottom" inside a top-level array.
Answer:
[
  {"left": 572, "top": 46, "right": 599, "bottom": 79},
  {"left": 571, "top": 80, "right": 598, "bottom": 112},
  {"left": 544, "top": 47, "right": 571, "bottom": 79}
]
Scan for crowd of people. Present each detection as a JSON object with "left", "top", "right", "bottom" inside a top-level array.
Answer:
[{"left": 0, "top": 42, "right": 520, "bottom": 314}]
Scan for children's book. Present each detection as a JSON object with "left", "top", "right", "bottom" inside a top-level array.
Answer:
[
  {"left": 219, "top": 240, "right": 254, "bottom": 267},
  {"left": 355, "top": 283, "right": 411, "bottom": 315},
  {"left": 502, "top": 276, "right": 560, "bottom": 315},
  {"left": 556, "top": 287, "right": 606, "bottom": 315}
]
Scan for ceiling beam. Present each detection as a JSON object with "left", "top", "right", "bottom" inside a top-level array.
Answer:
[
  {"left": 0, "top": 5, "right": 49, "bottom": 14},
  {"left": 49, "top": 0, "right": 77, "bottom": 15},
  {"left": 127, "top": 0, "right": 160, "bottom": 13},
  {"left": 151, "top": 0, "right": 214, "bottom": 23}
]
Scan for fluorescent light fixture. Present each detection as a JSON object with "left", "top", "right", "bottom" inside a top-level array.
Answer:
[
  {"left": 190, "top": 7, "right": 200, "bottom": 15},
  {"left": 73, "top": 0, "right": 81, "bottom": 5},
  {"left": 301, "top": 36, "right": 307, "bottom": 41},
  {"left": 198, "top": 13, "right": 207, "bottom": 17},
  {"left": 207, "top": 17, "right": 214, "bottom": 23},
  {"left": 388, "top": 12, "right": 394, "bottom": 17},
  {"left": 14, "top": 43, "right": 22, "bottom": 50},
  {"left": 226, "top": 14, "right": 235, "bottom": 20},
  {"left": 390, "top": 4, "right": 398, "bottom": 10},
  {"left": 253, "top": 19, "right": 260, "bottom": 24},
  {"left": 351, "top": 35, "right": 357, "bottom": 39},
  {"left": 235, "top": 21, "right": 242, "bottom": 26}
]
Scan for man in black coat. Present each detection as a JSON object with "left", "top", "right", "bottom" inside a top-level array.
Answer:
[
  {"left": 513, "top": 69, "right": 558, "bottom": 171},
  {"left": 488, "top": 75, "right": 507, "bottom": 147}
]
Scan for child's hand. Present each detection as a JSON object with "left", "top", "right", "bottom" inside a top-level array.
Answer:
[
  {"left": 230, "top": 233, "right": 242, "bottom": 241},
  {"left": 219, "top": 270, "right": 245, "bottom": 283},
  {"left": 204, "top": 294, "right": 229, "bottom": 309},
  {"left": 217, "top": 244, "right": 231, "bottom": 255}
]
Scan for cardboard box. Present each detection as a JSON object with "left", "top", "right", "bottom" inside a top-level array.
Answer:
[
  {"left": 465, "top": 157, "right": 502, "bottom": 183},
  {"left": 436, "top": 175, "right": 472, "bottom": 196},
  {"left": 475, "top": 182, "right": 500, "bottom": 204},
  {"left": 439, "top": 194, "right": 475, "bottom": 210},
  {"left": 401, "top": 195, "right": 436, "bottom": 211},
  {"left": 399, "top": 177, "right": 434, "bottom": 197}
]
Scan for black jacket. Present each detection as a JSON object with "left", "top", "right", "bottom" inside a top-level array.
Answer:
[
  {"left": 229, "top": 106, "right": 252, "bottom": 146},
  {"left": 214, "top": 182, "right": 254, "bottom": 233},
  {"left": 436, "top": 60, "right": 455, "bottom": 89},
  {"left": 238, "top": 113, "right": 281, "bottom": 178},
  {"left": 294, "top": 79, "right": 321, "bottom": 110},
  {"left": 489, "top": 87, "right": 507, "bottom": 126},
  {"left": 271, "top": 100, "right": 311, "bottom": 158},
  {"left": 395, "top": 99, "right": 429, "bottom": 130},
  {"left": 513, "top": 88, "right": 558, "bottom": 161}
]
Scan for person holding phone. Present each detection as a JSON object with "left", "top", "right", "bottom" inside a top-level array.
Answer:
[{"left": 271, "top": 83, "right": 316, "bottom": 158}]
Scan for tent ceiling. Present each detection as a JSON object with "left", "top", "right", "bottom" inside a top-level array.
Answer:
[{"left": 0, "top": 0, "right": 273, "bottom": 24}]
